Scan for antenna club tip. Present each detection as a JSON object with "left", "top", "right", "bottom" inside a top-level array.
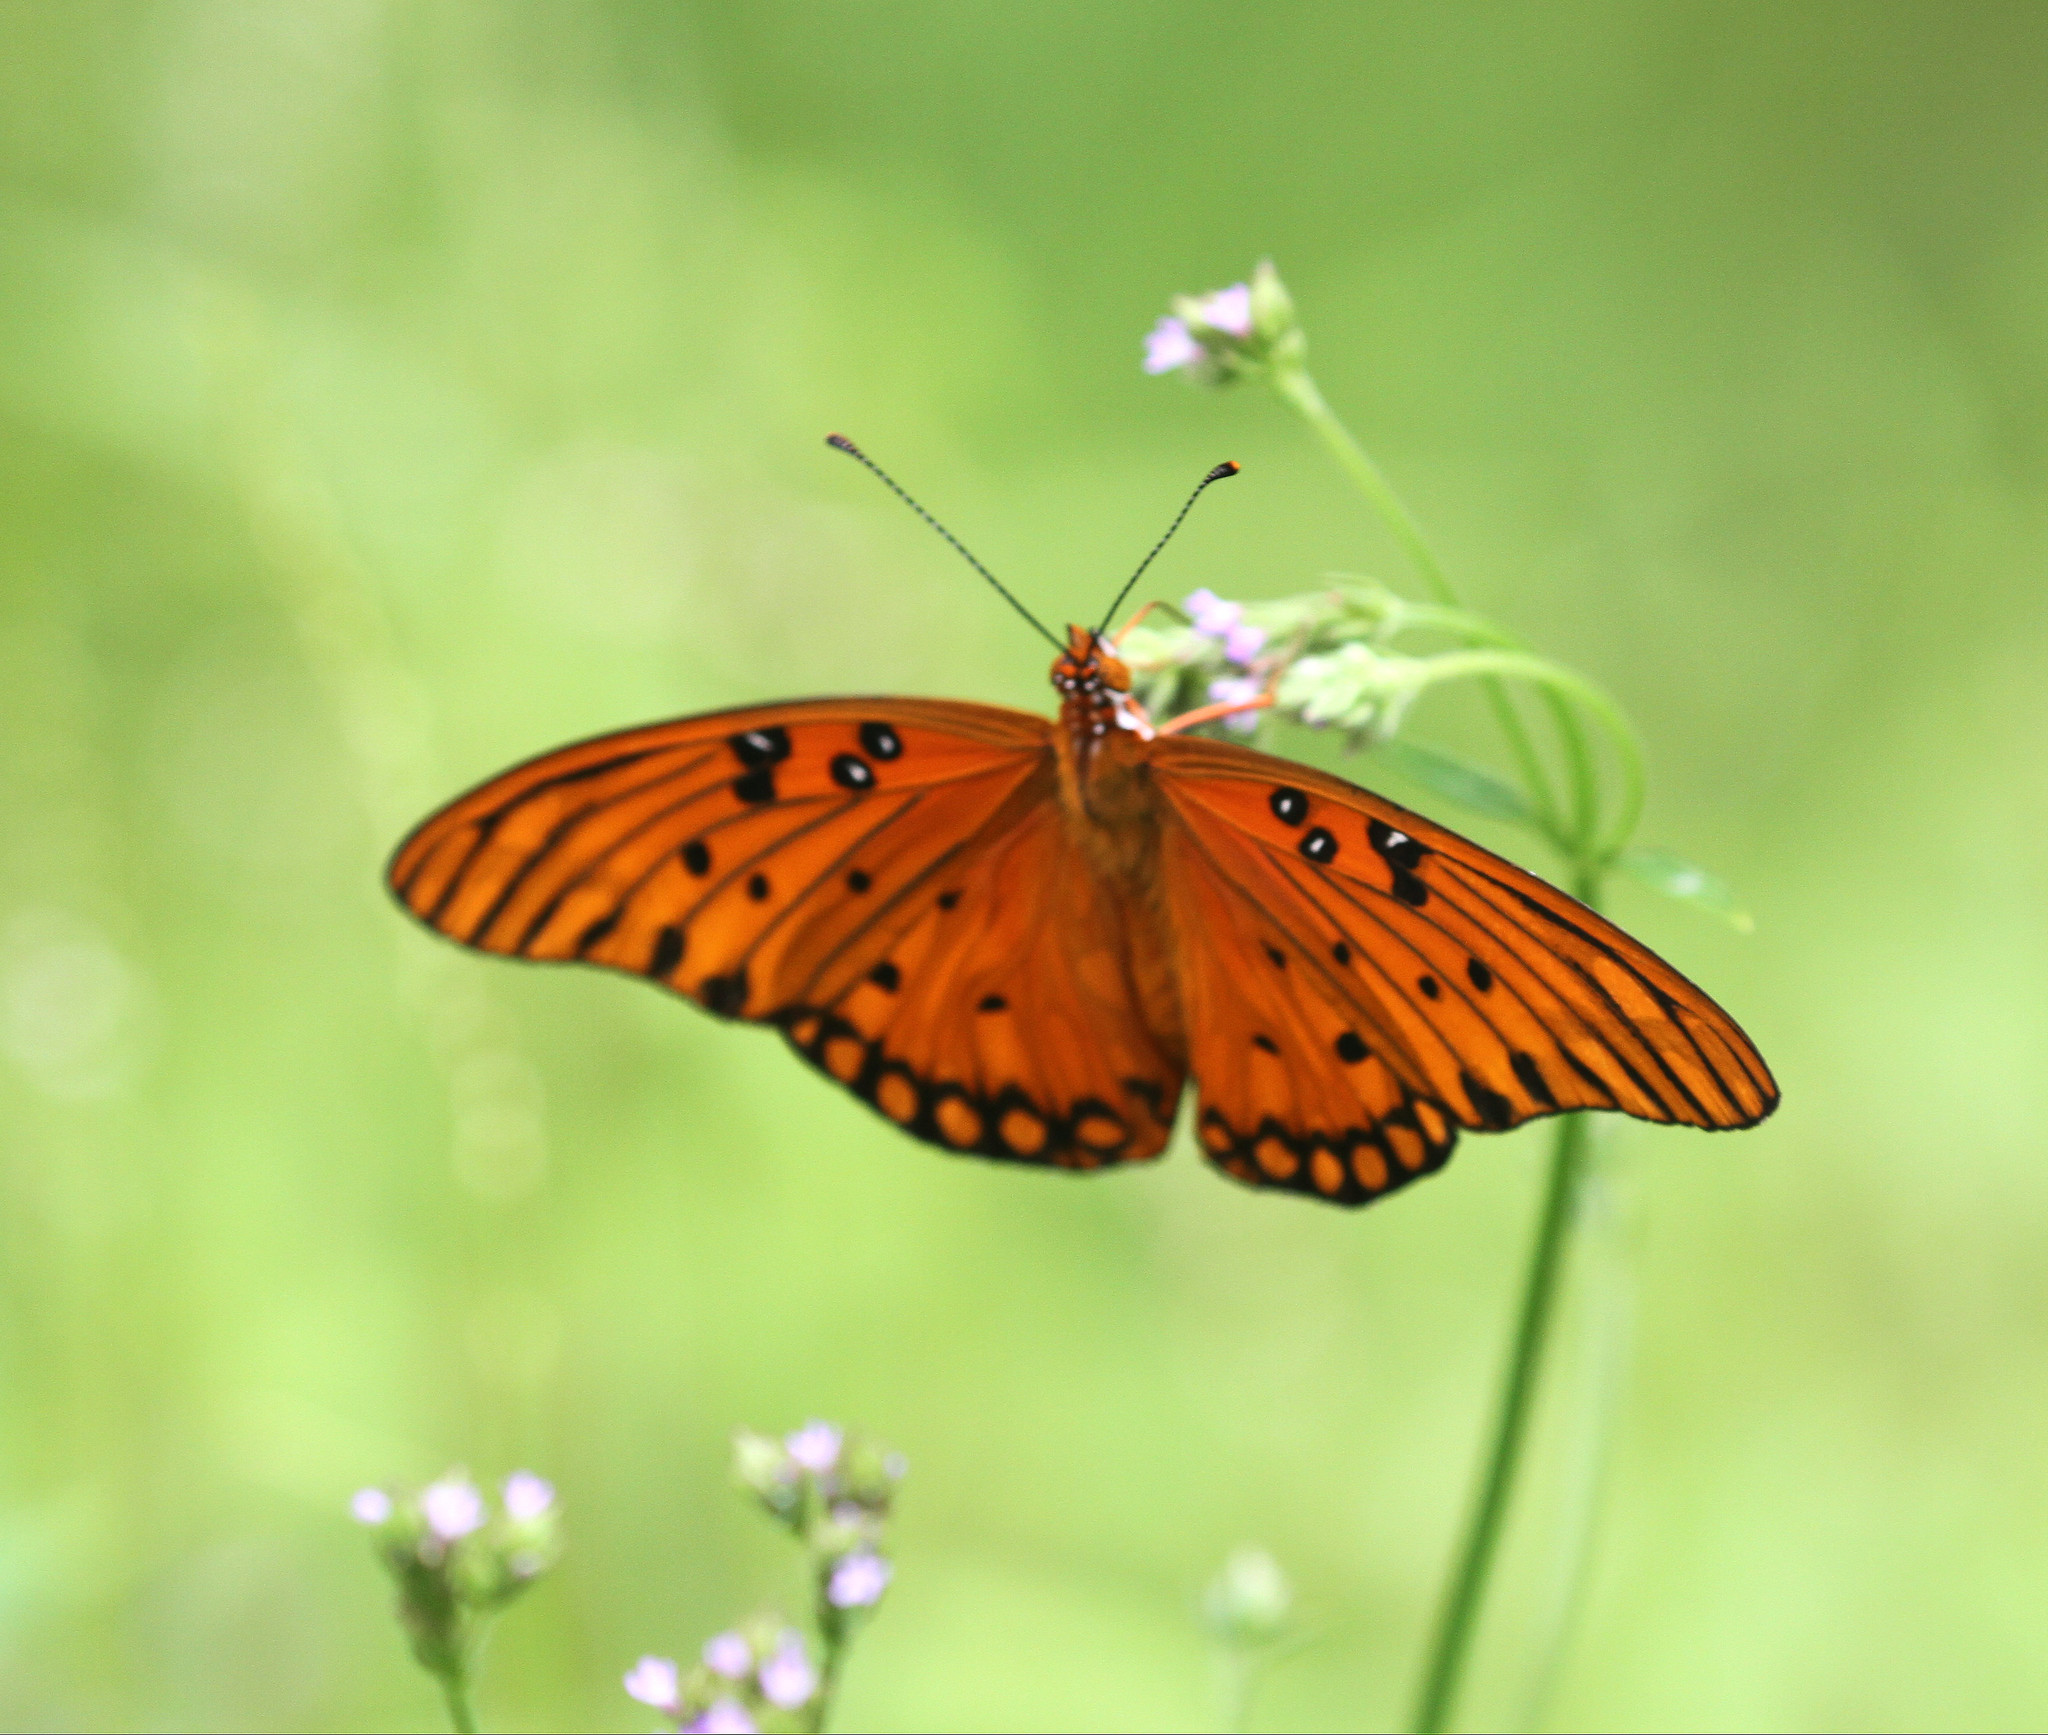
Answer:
[
  {"left": 826, "top": 432, "right": 860, "bottom": 455},
  {"left": 1207, "top": 460, "right": 1242, "bottom": 482}
]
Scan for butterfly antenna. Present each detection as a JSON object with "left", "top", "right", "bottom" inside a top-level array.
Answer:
[
  {"left": 1094, "top": 460, "right": 1241, "bottom": 637},
  {"left": 827, "top": 433, "right": 1066, "bottom": 653}
]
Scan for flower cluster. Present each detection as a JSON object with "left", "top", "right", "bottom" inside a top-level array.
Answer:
[
  {"left": 1119, "top": 580, "right": 1436, "bottom": 743},
  {"left": 1143, "top": 260, "right": 1303, "bottom": 387},
  {"left": 352, "top": 1470, "right": 562, "bottom": 1697},
  {"left": 625, "top": 1621, "right": 821, "bottom": 1734},
  {"left": 625, "top": 1421, "right": 904, "bottom": 1733}
]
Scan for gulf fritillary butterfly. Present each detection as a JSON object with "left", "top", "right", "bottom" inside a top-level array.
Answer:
[{"left": 388, "top": 450, "right": 1775, "bottom": 1207}]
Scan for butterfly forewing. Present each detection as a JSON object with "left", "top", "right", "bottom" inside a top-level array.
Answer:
[
  {"left": 1151, "top": 732, "right": 1776, "bottom": 1199},
  {"left": 388, "top": 695, "right": 1183, "bottom": 1171}
]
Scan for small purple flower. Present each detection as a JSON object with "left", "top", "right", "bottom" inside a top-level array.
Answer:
[
  {"left": 502, "top": 1470, "right": 554, "bottom": 1522},
  {"left": 1194, "top": 283, "right": 1254, "bottom": 338},
  {"left": 350, "top": 1488, "right": 392, "bottom": 1525},
  {"left": 623, "top": 1655, "right": 680, "bottom": 1714},
  {"left": 685, "top": 1702, "right": 757, "bottom": 1735},
  {"left": 784, "top": 1420, "right": 842, "bottom": 1475},
  {"left": 421, "top": 1477, "right": 485, "bottom": 1541},
  {"left": 702, "top": 1630, "right": 752, "bottom": 1679},
  {"left": 1184, "top": 590, "right": 1267, "bottom": 665},
  {"left": 828, "top": 1551, "right": 893, "bottom": 1609},
  {"left": 1143, "top": 316, "right": 1201, "bottom": 375},
  {"left": 1207, "top": 676, "right": 1265, "bottom": 734},
  {"left": 1184, "top": 587, "right": 1241, "bottom": 637},
  {"left": 757, "top": 1635, "right": 818, "bottom": 1710}
]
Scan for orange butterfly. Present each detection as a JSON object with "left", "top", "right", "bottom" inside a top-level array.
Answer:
[{"left": 389, "top": 446, "right": 1775, "bottom": 1207}]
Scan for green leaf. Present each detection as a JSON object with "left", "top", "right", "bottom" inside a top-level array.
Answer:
[
  {"left": 1370, "top": 737, "right": 1535, "bottom": 827},
  {"left": 1617, "top": 847, "right": 1754, "bottom": 932}
]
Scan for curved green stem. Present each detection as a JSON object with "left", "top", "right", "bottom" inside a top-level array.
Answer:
[
  {"left": 438, "top": 1669, "right": 478, "bottom": 1735},
  {"left": 1363, "top": 602, "right": 1613, "bottom": 858},
  {"left": 1399, "top": 653, "right": 1644, "bottom": 860},
  {"left": 1412, "top": 864, "right": 1605, "bottom": 1735},
  {"left": 1270, "top": 365, "right": 1456, "bottom": 607},
  {"left": 1269, "top": 362, "right": 1563, "bottom": 837}
]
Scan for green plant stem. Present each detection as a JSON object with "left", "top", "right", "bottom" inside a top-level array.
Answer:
[
  {"left": 1396, "top": 652, "right": 1644, "bottom": 859},
  {"left": 1411, "top": 875, "right": 1601, "bottom": 1735},
  {"left": 1216, "top": 1645, "right": 1256, "bottom": 1734},
  {"left": 1269, "top": 361, "right": 1564, "bottom": 835},
  {"left": 811, "top": 1638, "right": 843, "bottom": 1728},
  {"left": 438, "top": 1667, "right": 479, "bottom": 1735}
]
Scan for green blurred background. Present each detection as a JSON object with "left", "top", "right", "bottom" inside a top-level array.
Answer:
[{"left": 4, "top": 3, "right": 2046, "bottom": 1729}]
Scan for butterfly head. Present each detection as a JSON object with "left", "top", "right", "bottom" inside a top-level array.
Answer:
[
  {"left": 1053, "top": 623, "right": 1132, "bottom": 698},
  {"left": 1052, "top": 623, "right": 1153, "bottom": 753}
]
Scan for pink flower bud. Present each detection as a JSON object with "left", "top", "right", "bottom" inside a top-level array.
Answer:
[
  {"left": 784, "top": 1421, "right": 842, "bottom": 1475},
  {"left": 685, "top": 1702, "right": 757, "bottom": 1735},
  {"left": 757, "top": 1635, "right": 817, "bottom": 1710},
  {"left": 421, "top": 1477, "right": 485, "bottom": 1541},
  {"left": 1207, "top": 676, "right": 1265, "bottom": 734},
  {"left": 1185, "top": 588, "right": 1243, "bottom": 638},
  {"left": 350, "top": 1488, "right": 392, "bottom": 1525},
  {"left": 502, "top": 1471, "right": 554, "bottom": 1522},
  {"left": 827, "top": 1551, "right": 893, "bottom": 1609},
  {"left": 1195, "top": 283, "right": 1254, "bottom": 338},
  {"left": 1143, "top": 316, "right": 1201, "bottom": 375},
  {"left": 622, "top": 1655, "right": 680, "bottom": 1714},
  {"left": 702, "top": 1631, "right": 752, "bottom": 1679}
]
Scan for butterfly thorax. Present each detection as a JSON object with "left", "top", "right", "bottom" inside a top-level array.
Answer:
[{"left": 1050, "top": 624, "right": 1164, "bottom": 880}]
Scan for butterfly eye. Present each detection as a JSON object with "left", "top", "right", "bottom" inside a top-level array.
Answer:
[{"left": 859, "top": 722, "right": 903, "bottom": 760}]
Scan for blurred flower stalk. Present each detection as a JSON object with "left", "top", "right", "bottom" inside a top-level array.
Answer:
[
  {"left": 1145, "top": 264, "right": 1751, "bottom": 1733},
  {"left": 1201, "top": 1546, "right": 1311, "bottom": 1733},
  {"left": 352, "top": 1470, "right": 562, "bottom": 1734},
  {"left": 625, "top": 1421, "right": 903, "bottom": 1734}
]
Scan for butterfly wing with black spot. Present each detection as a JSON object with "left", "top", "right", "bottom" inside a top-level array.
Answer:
[
  {"left": 778, "top": 784, "right": 1186, "bottom": 1169},
  {"left": 388, "top": 696, "right": 1184, "bottom": 1170},
  {"left": 1149, "top": 733, "right": 1777, "bottom": 1207}
]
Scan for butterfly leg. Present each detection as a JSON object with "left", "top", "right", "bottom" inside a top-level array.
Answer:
[
  {"left": 1109, "top": 599, "right": 1173, "bottom": 645},
  {"left": 1155, "top": 691, "right": 1275, "bottom": 737}
]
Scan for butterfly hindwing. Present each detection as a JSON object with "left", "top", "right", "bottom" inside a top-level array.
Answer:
[
  {"left": 778, "top": 791, "right": 1186, "bottom": 1170},
  {"left": 1151, "top": 734, "right": 1776, "bottom": 1205},
  {"left": 1158, "top": 813, "right": 1458, "bottom": 1204}
]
